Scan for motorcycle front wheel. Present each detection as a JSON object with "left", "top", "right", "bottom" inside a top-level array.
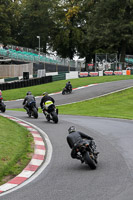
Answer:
[
  {"left": 84, "top": 151, "right": 97, "bottom": 170},
  {"left": 69, "top": 89, "right": 72, "bottom": 94},
  {"left": 62, "top": 89, "right": 66, "bottom": 95}
]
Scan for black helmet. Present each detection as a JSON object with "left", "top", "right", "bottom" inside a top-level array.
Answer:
[
  {"left": 68, "top": 81, "right": 70, "bottom": 83},
  {"left": 27, "top": 91, "right": 32, "bottom": 95},
  {"left": 68, "top": 126, "right": 76, "bottom": 134}
]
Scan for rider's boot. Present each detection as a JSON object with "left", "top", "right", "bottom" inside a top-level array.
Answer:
[{"left": 77, "top": 155, "right": 84, "bottom": 163}]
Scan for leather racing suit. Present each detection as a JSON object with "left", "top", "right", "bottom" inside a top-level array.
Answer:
[{"left": 67, "top": 131, "right": 93, "bottom": 161}]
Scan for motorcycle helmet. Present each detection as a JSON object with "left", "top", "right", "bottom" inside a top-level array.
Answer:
[
  {"left": 68, "top": 126, "right": 76, "bottom": 134},
  {"left": 68, "top": 81, "right": 70, "bottom": 83},
  {"left": 27, "top": 91, "right": 32, "bottom": 95},
  {"left": 43, "top": 92, "right": 48, "bottom": 96}
]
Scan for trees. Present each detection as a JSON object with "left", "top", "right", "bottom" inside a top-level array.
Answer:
[
  {"left": 18, "top": 0, "right": 53, "bottom": 52},
  {"left": 85, "top": 0, "right": 133, "bottom": 64},
  {"left": 10, "top": 0, "right": 22, "bottom": 45},
  {"left": 49, "top": 0, "right": 98, "bottom": 61},
  {"left": 0, "top": 0, "right": 133, "bottom": 66},
  {"left": 0, "top": 0, "right": 13, "bottom": 44},
  {"left": 0, "top": 0, "right": 22, "bottom": 45},
  {"left": 49, "top": 0, "right": 91, "bottom": 59}
]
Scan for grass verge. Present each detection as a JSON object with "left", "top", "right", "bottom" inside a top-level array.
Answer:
[
  {"left": 58, "top": 87, "right": 133, "bottom": 120},
  {"left": 2, "top": 75, "right": 133, "bottom": 101},
  {"left": 9, "top": 87, "right": 133, "bottom": 120},
  {"left": 0, "top": 116, "right": 34, "bottom": 185}
]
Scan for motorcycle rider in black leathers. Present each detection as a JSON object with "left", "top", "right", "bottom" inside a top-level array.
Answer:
[
  {"left": 40, "top": 92, "right": 55, "bottom": 110},
  {"left": 65, "top": 81, "right": 72, "bottom": 92},
  {"left": 23, "top": 91, "right": 36, "bottom": 114},
  {"left": 67, "top": 126, "right": 95, "bottom": 163}
]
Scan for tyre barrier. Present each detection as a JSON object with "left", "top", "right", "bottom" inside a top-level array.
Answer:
[{"left": 0, "top": 76, "right": 52, "bottom": 90}]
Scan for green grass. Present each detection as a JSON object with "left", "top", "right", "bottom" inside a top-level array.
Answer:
[
  {"left": 2, "top": 75, "right": 133, "bottom": 101},
  {"left": 9, "top": 86, "right": 133, "bottom": 120},
  {"left": 57, "top": 87, "right": 133, "bottom": 120},
  {"left": 0, "top": 116, "right": 34, "bottom": 185}
]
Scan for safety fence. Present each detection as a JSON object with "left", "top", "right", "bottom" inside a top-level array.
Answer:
[
  {"left": 1, "top": 68, "right": 133, "bottom": 90},
  {"left": 0, "top": 72, "right": 68, "bottom": 84},
  {"left": 0, "top": 76, "right": 52, "bottom": 91},
  {"left": 0, "top": 71, "right": 79, "bottom": 90},
  {"left": 78, "top": 69, "right": 133, "bottom": 77}
]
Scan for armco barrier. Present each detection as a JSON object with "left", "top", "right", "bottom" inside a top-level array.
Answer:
[{"left": 0, "top": 76, "right": 52, "bottom": 90}]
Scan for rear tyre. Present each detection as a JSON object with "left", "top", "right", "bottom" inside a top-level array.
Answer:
[
  {"left": 1, "top": 107, "right": 6, "bottom": 113},
  {"left": 1, "top": 103, "right": 6, "bottom": 113},
  {"left": 32, "top": 107, "right": 38, "bottom": 119},
  {"left": 84, "top": 151, "right": 97, "bottom": 170},
  {"left": 51, "top": 111, "right": 58, "bottom": 123}
]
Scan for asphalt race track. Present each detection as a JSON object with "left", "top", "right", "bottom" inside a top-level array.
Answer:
[
  {"left": 5, "top": 79, "right": 133, "bottom": 108},
  {"left": 1, "top": 79, "right": 133, "bottom": 200}
]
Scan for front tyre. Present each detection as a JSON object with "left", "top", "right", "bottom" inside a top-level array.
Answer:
[
  {"left": 32, "top": 107, "right": 38, "bottom": 119},
  {"left": 69, "top": 89, "right": 72, "bottom": 94},
  {"left": 84, "top": 151, "right": 97, "bottom": 170},
  {"left": 62, "top": 89, "right": 65, "bottom": 95}
]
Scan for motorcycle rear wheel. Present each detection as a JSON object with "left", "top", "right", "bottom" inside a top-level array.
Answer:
[
  {"left": 1, "top": 107, "right": 6, "bottom": 113},
  {"left": 84, "top": 151, "right": 97, "bottom": 170},
  {"left": 0, "top": 103, "right": 6, "bottom": 113},
  {"left": 51, "top": 111, "right": 58, "bottom": 123},
  {"left": 32, "top": 107, "right": 38, "bottom": 119}
]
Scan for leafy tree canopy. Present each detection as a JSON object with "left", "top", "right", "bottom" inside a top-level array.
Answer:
[{"left": 0, "top": 0, "right": 133, "bottom": 64}]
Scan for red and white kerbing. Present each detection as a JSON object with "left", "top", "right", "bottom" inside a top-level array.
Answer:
[{"left": 0, "top": 115, "right": 46, "bottom": 194}]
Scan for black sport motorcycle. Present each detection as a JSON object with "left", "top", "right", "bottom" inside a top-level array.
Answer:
[
  {"left": 75, "top": 140, "right": 99, "bottom": 169},
  {"left": 62, "top": 85, "right": 72, "bottom": 95},
  {"left": 27, "top": 101, "right": 38, "bottom": 118},
  {"left": 43, "top": 103, "right": 58, "bottom": 123},
  {"left": 0, "top": 97, "right": 6, "bottom": 113}
]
